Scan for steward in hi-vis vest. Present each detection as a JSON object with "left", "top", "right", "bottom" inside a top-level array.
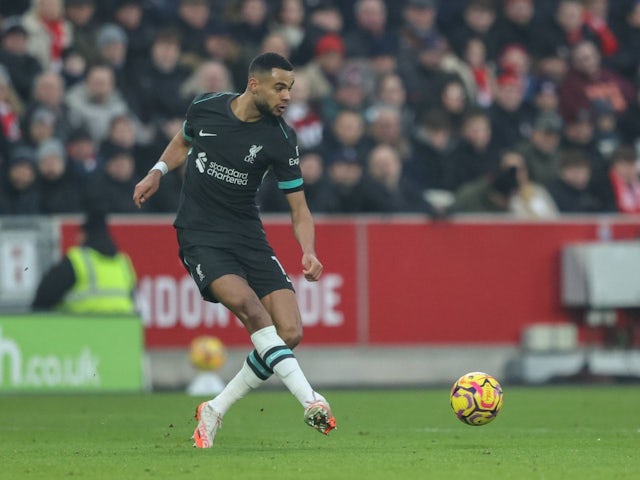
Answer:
[{"left": 32, "top": 211, "right": 137, "bottom": 314}]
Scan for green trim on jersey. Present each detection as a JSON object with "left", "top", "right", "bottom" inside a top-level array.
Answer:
[
  {"left": 182, "top": 120, "right": 193, "bottom": 142},
  {"left": 193, "top": 92, "right": 230, "bottom": 105},
  {"left": 277, "top": 120, "right": 289, "bottom": 139},
  {"left": 278, "top": 178, "right": 303, "bottom": 190}
]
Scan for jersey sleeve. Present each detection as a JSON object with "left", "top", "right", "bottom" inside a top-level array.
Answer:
[
  {"left": 183, "top": 93, "right": 210, "bottom": 142},
  {"left": 271, "top": 121, "right": 303, "bottom": 194}
]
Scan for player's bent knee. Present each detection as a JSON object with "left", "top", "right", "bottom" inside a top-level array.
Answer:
[
  {"left": 234, "top": 297, "right": 271, "bottom": 330},
  {"left": 278, "top": 325, "right": 303, "bottom": 349}
]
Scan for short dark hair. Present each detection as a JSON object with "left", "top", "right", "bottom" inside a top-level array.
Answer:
[
  {"left": 611, "top": 145, "right": 636, "bottom": 164},
  {"left": 249, "top": 52, "right": 293, "bottom": 76}
]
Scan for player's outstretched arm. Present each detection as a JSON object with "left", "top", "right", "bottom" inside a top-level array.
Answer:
[
  {"left": 133, "top": 131, "right": 191, "bottom": 208},
  {"left": 286, "top": 190, "right": 323, "bottom": 282}
]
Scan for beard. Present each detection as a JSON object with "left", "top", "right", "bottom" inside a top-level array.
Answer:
[{"left": 255, "top": 97, "right": 278, "bottom": 119}]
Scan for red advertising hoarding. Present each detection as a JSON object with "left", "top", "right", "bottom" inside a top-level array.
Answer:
[{"left": 61, "top": 216, "right": 640, "bottom": 348}]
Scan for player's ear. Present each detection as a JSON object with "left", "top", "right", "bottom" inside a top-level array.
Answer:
[{"left": 248, "top": 75, "right": 260, "bottom": 93}]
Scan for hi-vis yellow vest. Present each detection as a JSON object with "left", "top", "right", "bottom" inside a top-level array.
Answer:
[{"left": 60, "top": 246, "right": 137, "bottom": 314}]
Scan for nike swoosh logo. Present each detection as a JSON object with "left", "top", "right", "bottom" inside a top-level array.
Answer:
[{"left": 199, "top": 129, "right": 217, "bottom": 137}]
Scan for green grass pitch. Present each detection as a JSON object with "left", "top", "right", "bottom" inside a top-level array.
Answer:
[{"left": 1, "top": 386, "right": 639, "bottom": 480}]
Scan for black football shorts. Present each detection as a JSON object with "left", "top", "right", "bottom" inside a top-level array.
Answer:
[{"left": 177, "top": 228, "right": 294, "bottom": 303}]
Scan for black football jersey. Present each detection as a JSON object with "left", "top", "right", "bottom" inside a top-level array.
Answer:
[{"left": 174, "top": 92, "right": 302, "bottom": 237}]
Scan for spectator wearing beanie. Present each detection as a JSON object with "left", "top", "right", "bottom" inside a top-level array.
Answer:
[
  {"left": 0, "top": 145, "right": 40, "bottom": 214},
  {"left": 0, "top": 17, "right": 42, "bottom": 103},
  {"left": 36, "top": 138, "right": 84, "bottom": 214}
]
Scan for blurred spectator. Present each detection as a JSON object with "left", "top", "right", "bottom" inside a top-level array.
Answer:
[
  {"left": 324, "top": 148, "right": 372, "bottom": 213},
  {"left": 343, "top": 0, "right": 397, "bottom": 60},
  {"left": 59, "top": 46, "right": 87, "bottom": 88},
  {"left": 180, "top": 60, "right": 234, "bottom": 101},
  {"left": 452, "top": 154, "right": 520, "bottom": 214},
  {"left": 92, "top": 142, "right": 139, "bottom": 213},
  {"left": 0, "top": 145, "right": 39, "bottom": 214},
  {"left": 547, "top": 148, "right": 605, "bottom": 212},
  {"left": 448, "top": 0, "right": 499, "bottom": 61},
  {"left": 534, "top": 0, "right": 602, "bottom": 61},
  {"left": 535, "top": 54, "right": 570, "bottom": 87},
  {"left": 560, "top": 109, "right": 611, "bottom": 206},
  {"left": 505, "top": 149, "right": 559, "bottom": 218},
  {"left": 260, "top": 32, "right": 292, "bottom": 60},
  {"left": 607, "top": 144, "right": 640, "bottom": 213},
  {"left": 320, "top": 60, "right": 373, "bottom": 124},
  {"left": 173, "top": 0, "right": 215, "bottom": 64},
  {"left": 453, "top": 148, "right": 558, "bottom": 217},
  {"left": 397, "top": 0, "right": 439, "bottom": 60},
  {"left": 0, "top": 16, "right": 42, "bottom": 103},
  {"left": 365, "top": 143, "right": 430, "bottom": 213},
  {"left": 367, "top": 36, "right": 398, "bottom": 77},
  {"left": 24, "top": 107, "right": 56, "bottom": 149},
  {"left": 323, "top": 109, "right": 369, "bottom": 165},
  {"left": 498, "top": 43, "right": 535, "bottom": 100},
  {"left": 517, "top": 112, "right": 563, "bottom": 187},
  {"left": 31, "top": 209, "right": 137, "bottom": 313},
  {"left": 22, "top": 0, "right": 73, "bottom": 71},
  {"left": 495, "top": 0, "right": 538, "bottom": 53},
  {"left": 292, "top": 1, "right": 343, "bottom": 65},
  {"left": 608, "top": 0, "right": 640, "bottom": 79},
  {"left": 23, "top": 71, "right": 71, "bottom": 141},
  {"left": 405, "top": 108, "right": 455, "bottom": 192},
  {"left": 66, "top": 126, "right": 98, "bottom": 175},
  {"left": 202, "top": 23, "right": 244, "bottom": 91},
  {"left": 95, "top": 23, "right": 131, "bottom": 98},
  {"left": 111, "top": 0, "right": 155, "bottom": 66},
  {"left": 446, "top": 109, "right": 500, "bottom": 191},
  {"left": 592, "top": 99, "right": 621, "bottom": 157},
  {"left": 530, "top": 77, "right": 560, "bottom": 115},
  {"left": 437, "top": 77, "right": 472, "bottom": 133},
  {"left": 298, "top": 32, "right": 345, "bottom": 102},
  {"left": 582, "top": 0, "right": 619, "bottom": 57},
  {"left": 230, "top": 0, "right": 270, "bottom": 61},
  {"left": 36, "top": 138, "right": 83, "bottom": 213},
  {"left": 64, "top": 0, "right": 99, "bottom": 62},
  {"left": 297, "top": 150, "right": 337, "bottom": 213},
  {"left": 367, "top": 71, "right": 413, "bottom": 134},
  {"left": 99, "top": 113, "right": 149, "bottom": 174},
  {"left": 282, "top": 71, "right": 323, "bottom": 152},
  {"left": 462, "top": 36, "right": 495, "bottom": 108},
  {"left": 558, "top": 40, "right": 636, "bottom": 125},
  {"left": 398, "top": 33, "right": 464, "bottom": 115},
  {"left": 65, "top": 63, "right": 131, "bottom": 143},
  {"left": 489, "top": 71, "right": 535, "bottom": 151},
  {"left": 130, "top": 28, "right": 191, "bottom": 123},
  {"left": 271, "top": 0, "right": 306, "bottom": 56},
  {"left": 365, "top": 104, "right": 411, "bottom": 160}
]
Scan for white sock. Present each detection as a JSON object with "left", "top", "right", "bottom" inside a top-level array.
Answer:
[
  {"left": 250, "top": 325, "right": 319, "bottom": 406},
  {"left": 209, "top": 361, "right": 264, "bottom": 416}
]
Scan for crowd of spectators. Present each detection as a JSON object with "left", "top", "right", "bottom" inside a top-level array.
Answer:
[{"left": 1, "top": 0, "right": 640, "bottom": 217}]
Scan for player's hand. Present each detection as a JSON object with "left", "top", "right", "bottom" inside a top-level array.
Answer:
[
  {"left": 302, "top": 253, "right": 323, "bottom": 282},
  {"left": 133, "top": 170, "right": 162, "bottom": 208}
]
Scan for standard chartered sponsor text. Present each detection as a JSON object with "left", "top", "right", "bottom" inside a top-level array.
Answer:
[{"left": 207, "top": 161, "right": 249, "bottom": 185}]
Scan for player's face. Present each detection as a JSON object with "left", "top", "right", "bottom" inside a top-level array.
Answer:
[{"left": 253, "top": 68, "right": 294, "bottom": 118}]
